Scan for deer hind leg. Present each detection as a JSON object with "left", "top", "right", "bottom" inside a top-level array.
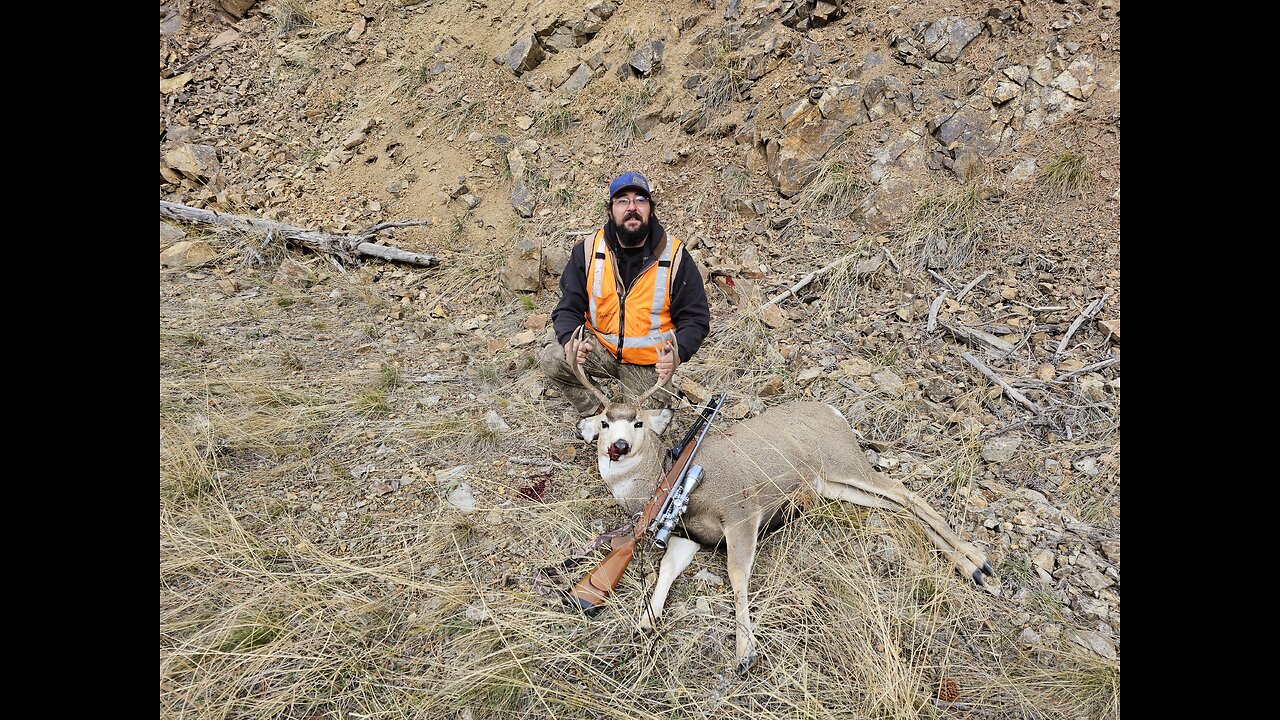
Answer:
[
  {"left": 813, "top": 473, "right": 992, "bottom": 584},
  {"left": 638, "top": 536, "right": 700, "bottom": 633},
  {"left": 722, "top": 514, "right": 763, "bottom": 676}
]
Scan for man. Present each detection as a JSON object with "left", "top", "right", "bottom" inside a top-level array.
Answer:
[{"left": 540, "top": 171, "right": 710, "bottom": 416}]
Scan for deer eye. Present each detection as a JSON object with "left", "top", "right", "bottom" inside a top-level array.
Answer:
[
  {"left": 600, "top": 421, "right": 610, "bottom": 429},
  {"left": 634, "top": 421, "right": 644, "bottom": 428}
]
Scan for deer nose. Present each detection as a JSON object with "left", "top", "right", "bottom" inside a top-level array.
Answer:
[{"left": 613, "top": 439, "right": 630, "bottom": 454}]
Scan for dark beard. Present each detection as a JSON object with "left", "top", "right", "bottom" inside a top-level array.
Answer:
[{"left": 615, "top": 218, "right": 648, "bottom": 247}]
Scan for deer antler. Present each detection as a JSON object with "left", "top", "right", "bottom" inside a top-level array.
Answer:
[
  {"left": 636, "top": 334, "right": 678, "bottom": 406},
  {"left": 570, "top": 325, "right": 611, "bottom": 409}
]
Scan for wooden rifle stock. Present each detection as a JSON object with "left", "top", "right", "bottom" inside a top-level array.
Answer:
[{"left": 567, "top": 438, "right": 699, "bottom": 612}]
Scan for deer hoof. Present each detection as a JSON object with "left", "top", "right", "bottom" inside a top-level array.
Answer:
[
  {"left": 735, "top": 655, "right": 758, "bottom": 676},
  {"left": 981, "top": 560, "right": 995, "bottom": 577},
  {"left": 971, "top": 568, "right": 985, "bottom": 586}
]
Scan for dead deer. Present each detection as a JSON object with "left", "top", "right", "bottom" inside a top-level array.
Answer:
[{"left": 570, "top": 356, "right": 994, "bottom": 675}]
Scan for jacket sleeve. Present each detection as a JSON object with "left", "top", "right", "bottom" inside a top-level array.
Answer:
[
  {"left": 551, "top": 241, "right": 590, "bottom": 347},
  {"left": 669, "top": 247, "right": 710, "bottom": 363}
]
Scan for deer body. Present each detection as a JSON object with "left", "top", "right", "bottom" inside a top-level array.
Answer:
[{"left": 567, "top": 346, "right": 991, "bottom": 674}]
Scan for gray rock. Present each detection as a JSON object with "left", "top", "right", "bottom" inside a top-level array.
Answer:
[
  {"left": 160, "top": 240, "right": 216, "bottom": 267},
  {"left": 510, "top": 178, "right": 534, "bottom": 218},
  {"left": 870, "top": 369, "right": 905, "bottom": 396},
  {"left": 1052, "top": 56, "right": 1098, "bottom": 100},
  {"left": 981, "top": 436, "right": 1021, "bottom": 463},
  {"left": 500, "top": 238, "right": 542, "bottom": 291},
  {"left": 1080, "top": 568, "right": 1113, "bottom": 592},
  {"left": 561, "top": 63, "right": 595, "bottom": 94},
  {"left": 164, "top": 144, "right": 220, "bottom": 182},
  {"left": 460, "top": 194, "right": 481, "bottom": 209},
  {"left": 627, "top": 40, "right": 665, "bottom": 77},
  {"left": 160, "top": 221, "right": 187, "bottom": 244},
  {"left": 923, "top": 16, "right": 985, "bottom": 63},
  {"left": 1006, "top": 158, "right": 1037, "bottom": 187},
  {"left": 484, "top": 410, "right": 510, "bottom": 432},
  {"left": 1073, "top": 456, "right": 1101, "bottom": 476},
  {"left": 693, "top": 569, "right": 723, "bottom": 586},
  {"left": 503, "top": 36, "right": 545, "bottom": 74},
  {"left": 1067, "top": 629, "right": 1116, "bottom": 660},
  {"left": 447, "top": 481, "right": 477, "bottom": 513},
  {"left": 1017, "top": 627, "right": 1040, "bottom": 648}
]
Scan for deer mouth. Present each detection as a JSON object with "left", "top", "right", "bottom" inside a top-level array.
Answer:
[{"left": 607, "top": 440, "right": 630, "bottom": 461}]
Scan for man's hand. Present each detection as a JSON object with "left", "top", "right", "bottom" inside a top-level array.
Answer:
[
  {"left": 656, "top": 341, "right": 680, "bottom": 382},
  {"left": 565, "top": 336, "right": 593, "bottom": 367}
]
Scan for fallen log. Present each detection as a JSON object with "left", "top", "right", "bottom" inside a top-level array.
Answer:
[{"left": 159, "top": 200, "right": 437, "bottom": 267}]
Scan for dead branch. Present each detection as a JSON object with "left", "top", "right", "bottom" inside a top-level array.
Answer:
[
  {"left": 159, "top": 200, "right": 437, "bottom": 267},
  {"left": 955, "top": 270, "right": 991, "bottom": 301},
  {"left": 880, "top": 247, "right": 901, "bottom": 273},
  {"left": 962, "top": 351, "right": 1042, "bottom": 414},
  {"left": 1055, "top": 293, "right": 1110, "bottom": 359},
  {"left": 759, "top": 252, "right": 881, "bottom": 311},
  {"left": 1055, "top": 355, "right": 1121, "bottom": 382},
  {"left": 927, "top": 290, "right": 948, "bottom": 333},
  {"left": 940, "top": 321, "right": 1015, "bottom": 354},
  {"left": 927, "top": 269, "right": 953, "bottom": 289}
]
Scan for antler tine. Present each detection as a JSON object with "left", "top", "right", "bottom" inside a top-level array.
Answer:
[
  {"left": 570, "top": 326, "right": 611, "bottom": 409},
  {"left": 636, "top": 335, "right": 678, "bottom": 406}
]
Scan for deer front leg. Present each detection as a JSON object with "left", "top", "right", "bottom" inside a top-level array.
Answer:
[
  {"left": 723, "top": 515, "right": 762, "bottom": 676},
  {"left": 638, "top": 536, "right": 700, "bottom": 633}
]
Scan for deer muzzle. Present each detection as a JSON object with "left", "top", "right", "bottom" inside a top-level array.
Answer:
[{"left": 607, "top": 439, "right": 630, "bottom": 461}]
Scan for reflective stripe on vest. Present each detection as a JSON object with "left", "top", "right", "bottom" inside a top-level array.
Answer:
[{"left": 583, "top": 229, "right": 682, "bottom": 365}]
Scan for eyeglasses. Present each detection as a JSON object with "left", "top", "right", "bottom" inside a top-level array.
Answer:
[{"left": 612, "top": 195, "right": 650, "bottom": 208}]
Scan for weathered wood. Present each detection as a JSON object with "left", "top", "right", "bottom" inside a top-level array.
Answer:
[
  {"left": 159, "top": 200, "right": 437, "bottom": 267},
  {"left": 1055, "top": 293, "right": 1110, "bottom": 358},
  {"left": 927, "top": 290, "right": 948, "bottom": 333},
  {"left": 940, "top": 321, "right": 1015, "bottom": 354},
  {"left": 962, "top": 351, "right": 1041, "bottom": 414},
  {"left": 759, "top": 252, "right": 881, "bottom": 311},
  {"left": 1054, "top": 355, "right": 1121, "bottom": 382},
  {"left": 955, "top": 270, "right": 991, "bottom": 301}
]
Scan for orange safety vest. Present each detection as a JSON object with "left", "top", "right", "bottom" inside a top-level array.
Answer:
[{"left": 583, "top": 229, "right": 684, "bottom": 365}]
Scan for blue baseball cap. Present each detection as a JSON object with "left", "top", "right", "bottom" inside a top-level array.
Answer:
[{"left": 608, "top": 171, "right": 651, "bottom": 199}]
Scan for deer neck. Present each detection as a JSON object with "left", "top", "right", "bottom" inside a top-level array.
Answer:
[{"left": 598, "top": 446, "right": 664, "bottom": 512}]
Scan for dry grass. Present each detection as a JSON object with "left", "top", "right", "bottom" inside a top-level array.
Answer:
[
  {"left": 900, "top": 182, "right": 1001, "bottom": 272},
  {"left": 800, "top": 157, "right": 868, "bottom": 222},
  {"left": 162, "top": 229, "right": 1116, "bottom": 720},
  {"left": 604, "top": 80, "right": 657, "bottom": 149},
  {"left": 1038, "top": 152, "right": 1090, "bottom": 199}
]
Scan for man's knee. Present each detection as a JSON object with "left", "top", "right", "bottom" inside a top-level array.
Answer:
[{"left": 538, "top": 342, "right": 566, "bottom": 378}]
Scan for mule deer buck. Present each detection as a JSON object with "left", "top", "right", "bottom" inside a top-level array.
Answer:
[{"left": 570, "top": 357, "right": 994, "bottom": 674}]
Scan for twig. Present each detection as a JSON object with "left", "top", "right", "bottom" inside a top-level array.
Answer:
[
  {"left": 759, "top": 251, "right": 878, "bottom": 310},
  {"left": 881, "top": 247, "right": 901, "bottom": 273},
  {"left": 926, "top": 290, "right": 948, "bottom": 333},
  {"left": 360, "top": 219, "right": 434, "bottom": 234},
  {"left": 955, "top": 270, "right": 991, "bottom": 301},
  {"left": 159, "top": 200, "right": 438, "bottom": 267},
  {"left": 1055, "top": 293, "right": 1110, "bottom": 358},
  {"left": 565, "top": 229, "right": 597, "bottom": 237},
  {"left": 927, "top": 269, "right": 954, "bottom": 289},
  {"left": 1054, "top": 355, "right": 1121, "bottom": 382},
  {"left": 962, "top": 351, "right": 1041, "bottom": 413},
  {"left": 509, "top": 456, "right": 570, "bottom": 469},
  {"left": 1012, "top": 300, "right": 1069, "bottom": 312}
]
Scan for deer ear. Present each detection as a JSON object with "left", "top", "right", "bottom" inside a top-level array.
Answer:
[
  {"left": 578, "top": 415, "right": 601, "bottom": 442},
  {"left": 645, "top": 408, "right": 674, "bottom": 435}
]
